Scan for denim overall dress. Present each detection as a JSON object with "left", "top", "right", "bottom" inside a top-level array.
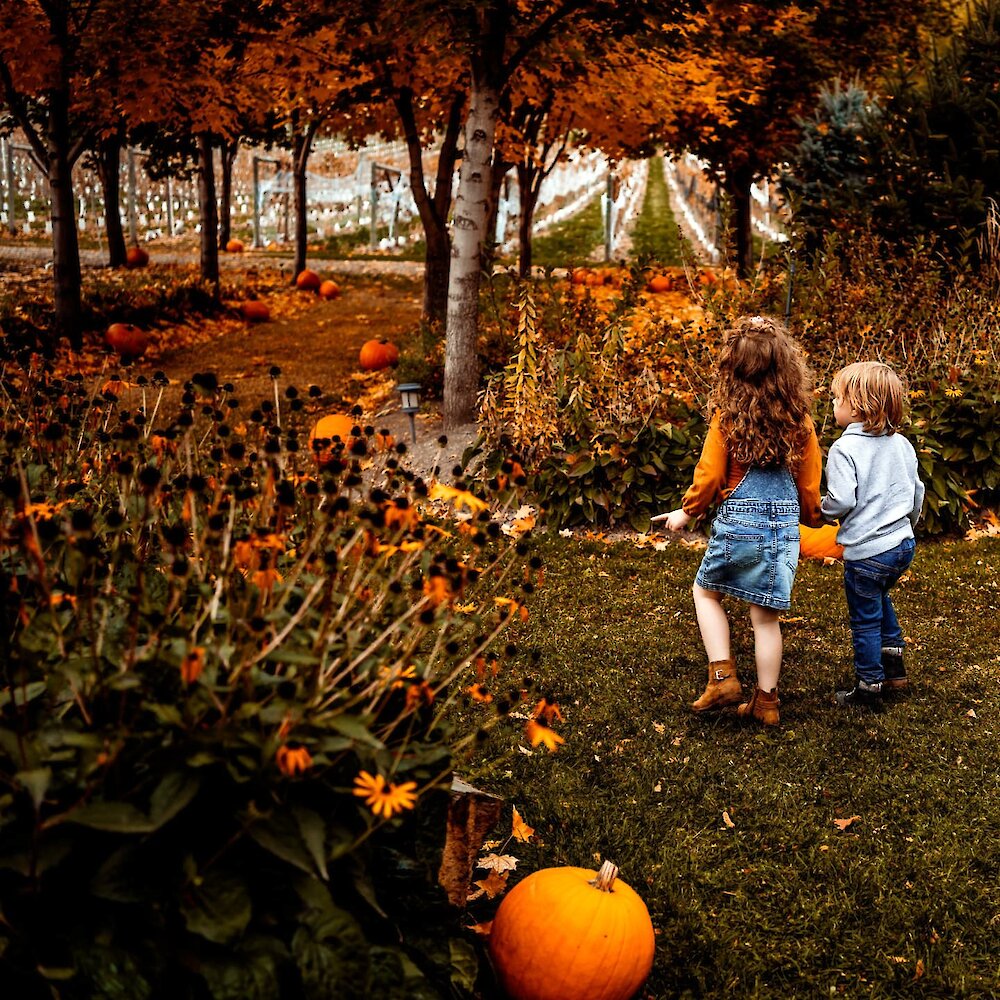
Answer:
[{"left": 695, "top": 467, "right": 801, "bottom": 610}]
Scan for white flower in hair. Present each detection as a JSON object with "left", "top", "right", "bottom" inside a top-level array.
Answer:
[{"left": 749, "top": 316, "right": 767, "bottom": 328}]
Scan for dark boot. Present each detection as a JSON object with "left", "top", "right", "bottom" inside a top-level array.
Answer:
[
  {"left": 882, "top": 647, "right": 909, "bottom": 693},
  {"left": 691, "top": 659, "right": 742, "bottom": 713},
  {"left": 737, "top": 686, "right": 780, "bottom": 726},
  {"left": 835, "top": 679, "right": 883, "bottom": 708}
]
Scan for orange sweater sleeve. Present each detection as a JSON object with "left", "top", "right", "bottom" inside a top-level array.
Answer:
[
  {"left": 795, "top": 416, "right": 824, "bottom": 527},
  {"left": 681, "top": 412, "right": 728, "bottom": 518}
]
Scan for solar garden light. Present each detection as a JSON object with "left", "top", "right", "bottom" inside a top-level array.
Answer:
[{"left": 397, "top": 383, "right": 422, "bottom": 443}]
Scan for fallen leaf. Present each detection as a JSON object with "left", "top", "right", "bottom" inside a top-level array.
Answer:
[
  {"left": 477, "top": 853, "right": 518, "bottom": 873},
  {"left": 966, "top": 709, "right": 978, "bottom": 718},
  {"left": 511, "top": 806, "right": 534, "bottom": 843},
  {"left": 833, "top": 815, "right": 861, "bottom": 831},
  {"left": 473, "top": 869, "right": 509, "bottom": 899},
  {"left": 913, "top": 958, "right": 925, "bottom": 980},
  {"left": 467, "top": 920, "right": 493, "bottom": 937},
  {"left": 722, "top": 810, "right": 736, "bottom": 829}
]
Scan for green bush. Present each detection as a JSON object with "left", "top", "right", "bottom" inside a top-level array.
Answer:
[{"left": 0, "top": 362, "right": 534, "bottom": 997}]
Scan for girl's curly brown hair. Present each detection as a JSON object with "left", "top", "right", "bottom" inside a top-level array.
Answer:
[{"left": 707, "top": 315, "right": 814, "bottom": 468}]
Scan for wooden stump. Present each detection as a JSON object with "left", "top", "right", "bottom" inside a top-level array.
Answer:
[{"left": 437, "top": 775, "right": 504, "bottom": 908}]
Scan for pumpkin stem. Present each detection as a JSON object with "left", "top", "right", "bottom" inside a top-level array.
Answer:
[{"left": 591, "top": 860, "right": 619, "bottom": 892}]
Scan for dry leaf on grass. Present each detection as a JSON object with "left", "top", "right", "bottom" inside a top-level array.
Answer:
[
  {"left": 722, "top": 810, "right": 736, "bottom": 829},
  {"left": 833, "top": 815, "right": 861, "bottom": 831}
]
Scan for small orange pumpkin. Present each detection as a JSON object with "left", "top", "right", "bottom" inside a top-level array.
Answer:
[
  {"left": 359, "top": 339, "right": 399, "bottom": 371},
  {"left": 309, "top": 414, "right": 358, "bottom": 464},
  {"left": 570, "top": 267, "right": 590, "bottom": 285},
  {"left": 295, "top": 268, "right": 321, "bottom": 292},
  {"left": 225, "top": 238, "right": 245, "bottom": 253},
  {"left": 104, "top": 323, "right": 149, "bottom": 358},
  {"left": 240, "top": 300, "right": 270, "bottom": 323},
  {"left": 647, "top": 274, "right": 672, "bottom": 293},
  {"left": 318, "top": 279, "right": 340, "bottom": 300},
  {"left": 799, "top": 523, "right": 844, "bottom": 560},
  {"left": 488, "top": 860, "right": 655, "bottom": 1000},
  {"left": 125, "top": 246, "right": 149, "bottom": 269}
]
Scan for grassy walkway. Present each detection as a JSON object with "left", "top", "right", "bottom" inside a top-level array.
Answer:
[
  {"left": 630, "top": 155, "right": 684, "bottom": 266},
  {"left": 458, "top": 533, "right": 1000, "bottom": 997}
]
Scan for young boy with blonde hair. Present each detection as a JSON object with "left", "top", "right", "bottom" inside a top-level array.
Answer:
[{"left": 822, "top": 361, "right": 925, "bottom": 708}]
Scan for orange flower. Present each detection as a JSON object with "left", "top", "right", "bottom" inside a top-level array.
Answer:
[
  {"left": 384, "top": 502, "right": 420, "bottom": 532},
  {"left": 352, "top": 770, "right": 419, "bottom": 818},
  {"left": 423, "top": 574, "right": 452, "bottom": 606},
  {"left": 276, "top": 744, "right": 313, "bottom": 776},
  {"left": 467, "top": 683, "right": 493, "bottom": 704},
  {"left": 532, "top": 697, "right": 564, "bottom": 724},
  {"left": 180, "top": 647, "right": 206, "bottom": 685},
  {"left": 525, "top": 718, "right": 564, "bottom": 752},
  {"left": 405, "top": 680, "right": 435, "bottom": 711},
  {"left": 252, "top": 567, "right": 282, "bottom": 592}
]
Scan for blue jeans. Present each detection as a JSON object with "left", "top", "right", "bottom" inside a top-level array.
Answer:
[{"left": 843, "top": 537, "right": 915, "bottom": 684}]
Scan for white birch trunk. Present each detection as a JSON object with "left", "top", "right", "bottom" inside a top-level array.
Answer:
[{"left": 443, "top": 72, "right": 499, "bottom": 429}]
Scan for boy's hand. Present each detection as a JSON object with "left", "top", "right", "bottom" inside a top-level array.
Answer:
[{"left": 651, "top": 509, "right": 691, "bottom": 532}]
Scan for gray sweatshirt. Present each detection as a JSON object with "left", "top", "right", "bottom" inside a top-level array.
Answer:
[{"left": 821, "top": 423, "right": 925, "bottom": 560}]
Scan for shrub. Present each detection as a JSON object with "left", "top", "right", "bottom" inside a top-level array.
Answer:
[{"left": 0, "top": 361, "right": 536, "bottom": 996}]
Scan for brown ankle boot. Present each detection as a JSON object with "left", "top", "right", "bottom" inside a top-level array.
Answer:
[
  {"left": 691, "top": 659, "right": 743, "bottom": 713},
  {"left": 737, "top": 686, "right": 780, "bottom": 726}
]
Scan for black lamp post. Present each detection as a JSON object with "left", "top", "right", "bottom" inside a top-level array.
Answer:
[{"left": 397, "top": 383, "right": 421, "bottom": 443}]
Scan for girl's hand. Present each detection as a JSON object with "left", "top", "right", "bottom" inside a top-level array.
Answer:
[{"left": 651, "top": 509, "right": 692, "bottom": 532}]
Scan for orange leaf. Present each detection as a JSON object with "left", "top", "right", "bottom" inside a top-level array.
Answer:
[
  {"left": 833, "top": 815, "right": 861, "bottom": 831},
  {"left": 511, "top": 806, "right": 534, "bottom": 843},
  {"left": 473, "top": 869, "right": 509, "bottom": 899}
]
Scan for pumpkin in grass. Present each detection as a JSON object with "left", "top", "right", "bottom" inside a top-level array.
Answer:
[
  {"left": 295, "top": 268, "right": 321, "bottom": 292},
  {"left": 647, "top": 274, "right": 672, "bottom": 293},
  {"left": 125, "top": 246, "right": 149, "bottom": 269},
  {"left": 488, "top": 860, "right": 655, "bottom": 1000},
  {"left": 240, "top": 300, "right": 270, "bottom": 323},
  {"left": 225, "top": 238, "right": 245, "bottom": 253},
  {"left": 799, "top": 523, "right": 844, "bottom": 560},
  {"left": 359, "top": 339, "right": 399, "bottom": 371},
  {"left": 104, "top": 323, "right": 149, "bottom": 358},
  {"left": 318, "top": 279, "right": 340, "bottom": 300},
  {"left": 570, "top": 267, "right": 590, "bottom": 285}
]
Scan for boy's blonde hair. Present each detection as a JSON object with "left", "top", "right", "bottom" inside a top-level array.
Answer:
[{"left": 831, "top": 361, "right": 904, "bottom": 435}]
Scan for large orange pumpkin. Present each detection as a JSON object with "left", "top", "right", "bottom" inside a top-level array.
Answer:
[
  {"left": 226, "top": 238, "right": 245, "bottom": 253},
  {"left": 318, "top": 279, "right": 340, "bottom": 300},
  {"left": 488, "top": 860, "right": 655, "bottom": 1000},
  {"left": 799, "top": 523, "right": 844, "bottom": 560},
  {"left": 125, "top": 246, "right": 149, "bottom": 269},
  {"left": 647, "top": 274, "right": 672, "bottom": 293},
  {"left": 359, "top": 339, "right": 399, "bottom": 371},
  {"left": 104, "top": 323, "right": 149, "bottom": 358},
  {"left": 240, "top": 301, "right": 270, "bottom": 323},
  {"left": 295, "top": 268, "right": 321, "bottom": 292}
]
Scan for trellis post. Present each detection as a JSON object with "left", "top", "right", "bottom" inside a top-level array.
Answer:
[
  {"left": 369, "top": 160, "right": 379, "bottom": 249},
  {"left": 2, "top": 137, "right": 15, "bottom": 236},
  {"left": 166, "top": 175, "right": 174, "bottom": 236},
  {"left": 603, "top": 169, "right": 613, "bottom": 261},
  {"left": 127, "top": 147, "right": 139, "bottom": 246}
]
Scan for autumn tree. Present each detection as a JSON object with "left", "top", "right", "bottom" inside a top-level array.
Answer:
[{"left": 656, "top": 0, "right": 956, "bottom": 277}]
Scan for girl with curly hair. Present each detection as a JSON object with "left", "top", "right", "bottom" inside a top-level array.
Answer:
[{"left": 653, "top": 315, "right": 824, "bottom": 726}]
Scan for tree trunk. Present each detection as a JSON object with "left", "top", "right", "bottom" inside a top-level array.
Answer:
[
  {"left": 397, "top": 88, "right": 463, "bottom": 329},
  {"left": 516, "top": 162, "right": 542, "bottom": 279},
  {"left": 98, "top": 135, "right": 127, "bottom": 268},
  {"left": 444, "top": 71, "right": 500, "bottom": 428},
  {"left": 47, "top": 87, "right": 83, "bottom": 349},
  {"left": 197, "top": 132, "right": 219, "bottom": 293},
  {"left": 485, "top": 155, "right": 507, "bottom": 253},
  {"left": 292, "top": 119, "right": 320, "bottom": 281},
  {"left": 217, "top": 140, "right": 237, "bottom": 249},
  {"left": 725, "top": 164, "right": 754, "bottom": 280}
]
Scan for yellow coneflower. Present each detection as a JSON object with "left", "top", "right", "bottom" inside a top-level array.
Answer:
[
  {"left": 352, "top": 770, "right": 418, "bottom": 818},
  {"left": 525, "top": 718, "right": 564, "bottom": 752}
]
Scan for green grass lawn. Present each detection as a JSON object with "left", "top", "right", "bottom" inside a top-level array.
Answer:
[
  {"left": 630, "top": 156, "right": 684, "bottom": 266},
  {"left": 527, "top": 192, "right": 607, "bottom": 268},
  {"left": 456, "top": 532, "right": 1000, "bottom": 998}
]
